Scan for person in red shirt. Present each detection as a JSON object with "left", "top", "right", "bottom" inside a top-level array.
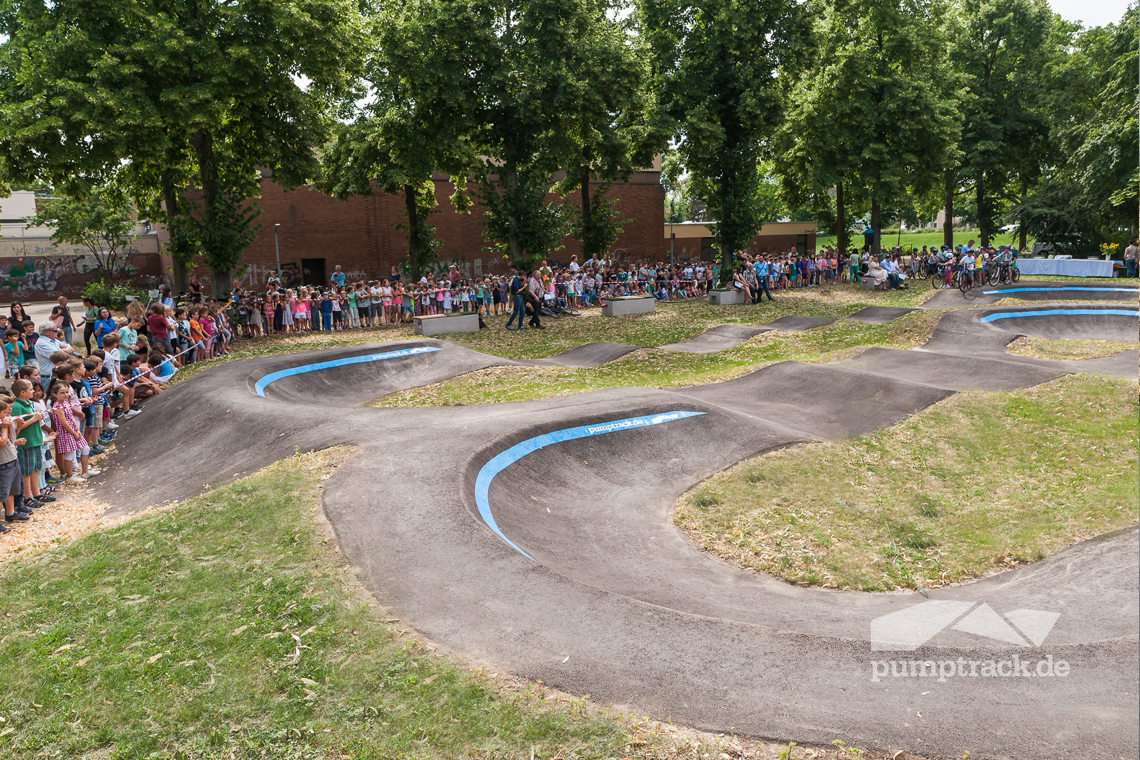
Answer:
[{"left": 146, "top": 304, "right": 172, "bottom": 355}]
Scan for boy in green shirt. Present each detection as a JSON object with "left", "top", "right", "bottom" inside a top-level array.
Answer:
[{"left": 11, "top": 378, "right": 46, "bottom": 505}]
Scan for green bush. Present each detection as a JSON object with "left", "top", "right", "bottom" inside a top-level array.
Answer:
[{"left": 83, "top": 279, "right": 144, "bottom": 312}]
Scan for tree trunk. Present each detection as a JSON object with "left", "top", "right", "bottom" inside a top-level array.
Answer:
[
  {"left": 943, "top": 189, "right": 954, "bottom": 249},
  {"left": 871, "top": 196, "right": 881, "bottom": 256},
  {"left": 976, "top": 176, "right": 989, "bottom": 248},
  {"left": 580, "top": 164, "right": 592, "bottom": 258},
  {"left": 160, "top": 168, "right": 189, "bottom": 292},
  {"left": 1018, "top": 176, "right": 1028, "bottom": 251},
  {"left": 835, "top": 178, "right": 846, "bottom": 255},
  {"left": 191, "top": 128, "right": 225, "bottom": 296},
  {"left": 404, "top": 183, "right": 422, "bottom": 282}
]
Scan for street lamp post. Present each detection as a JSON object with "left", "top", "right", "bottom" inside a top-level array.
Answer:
[
  {"left": 669, "top": 213, "right": 674, "bottom": 266},
  {"left": 273, "top": 223, "right": 281, "bottom": 275}
]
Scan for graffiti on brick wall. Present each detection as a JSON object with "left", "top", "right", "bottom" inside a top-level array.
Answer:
[
  {"left": 403, "top": 256, "right": 473, "bottom": 280},
  {"left": 237, "top": 261, "right": 303, "bottom": 289},
  {"left": 279, "top": 262, "right": 301, "bottom": 287},
  {"left": 0, "top": 255, "right": 117, "bottom": 294},
  {"left": 0, "top": 253, "right": 153, "bottom": 296}
]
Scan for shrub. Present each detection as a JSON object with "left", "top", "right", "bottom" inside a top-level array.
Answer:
[{"left": 83, "top": 279, "right": 144, "bottom": 312}]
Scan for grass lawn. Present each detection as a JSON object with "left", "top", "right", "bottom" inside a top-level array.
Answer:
[
  {"left": 673, "top": 374, "right": 1139, "bottom": 592},
  {"left": 1007, "top": 336, "right": 1139, "bottom": 360},
  {"left": 0, "top": 450, "right": 659, "bottom": 760},
  {"left": 374, "top": 309, "right": 943, "bottom": 407}
]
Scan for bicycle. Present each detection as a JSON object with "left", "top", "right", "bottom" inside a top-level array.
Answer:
[
  {"left": 958, "top": 267, "right": 976, "bottom": 292},
  {"left": 931, "top": 263, "right": 948, "bottom": 289}
]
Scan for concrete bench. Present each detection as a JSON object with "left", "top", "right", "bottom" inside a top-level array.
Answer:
[
  {"left": 414, "top": 312, "right": 479, "bottom": 336},
  {"left": 708, "top": 288, "right": 746, "bottom": 305},
  {"left": 602, "top": 296, "right": 656, "bottom": 316}
]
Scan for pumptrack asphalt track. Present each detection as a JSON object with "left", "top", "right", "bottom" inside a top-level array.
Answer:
[{"left": 97, "top": 294, "right": 1139, "bottom": 760}]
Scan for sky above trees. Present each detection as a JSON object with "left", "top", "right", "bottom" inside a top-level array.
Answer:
[{"left": 1049, "top": 0, "right": 1132, "bottom": 28}]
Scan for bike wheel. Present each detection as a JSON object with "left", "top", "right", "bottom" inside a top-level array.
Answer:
[
  {"left": 565, "top": 308, "right": 581, "bottom": 316},
  {"left": 958, "top": 273, "right": 970, "bottom": 292},
  {"left": 1011, "top": 267, "right": 1020, "bottom": 283},
  {"left": 932, "top": 272, "right": 943, "bottom": 290}
]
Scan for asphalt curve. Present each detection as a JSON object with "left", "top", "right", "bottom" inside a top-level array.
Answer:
[
  {"left": 95, "top": 303, "right": 1140, "bottom": 760},
  {"left": 922, "top": 280, "right": 1138, "bottom": 308}
]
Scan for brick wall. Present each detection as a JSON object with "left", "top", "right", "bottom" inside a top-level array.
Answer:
[
  {"left": 657, "top": 232, "right": 818, "bottom": 264},
  {"left": 187, "top": 174, "right": 665, "bottom": 292}
]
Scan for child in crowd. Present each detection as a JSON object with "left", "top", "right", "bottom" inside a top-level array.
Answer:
[
  {"left": 0, "top": 397, "right": 28, "bottom": 530},
  {"left": 11, "top": 379, "right": 46, "bottom": 505},
  {"left": 5, "top": 329, "right": 23, "bottom": 377},
  {"left": 48, "top": 380, "right": 88, "bottom": 483}
]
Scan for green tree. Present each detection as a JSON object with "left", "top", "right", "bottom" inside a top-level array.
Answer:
[
  {"left": 555, "top": 0, "right": 663, "bottom": 261},
  {"left": 953, "top": 0, "right": 1052, "bottom": 247},
  {"left": 638, "top": 0, "right": 809, "bottom": 276},
  {"left": 775, "top": 0, "right": 960, "bottom": 256},
  {"left": 468, "top": 0, "right": 623, "bottom": 270},
  {"left": 1009, "top": 4, "right": 1139, "bottom": 251},
  {"left": 318, "top": 0, "right": 477, "bottom": 281},
  {"left": 1058, "top": 4, "right": 1139, "bottom": 236},
  {"left": 0, "top": 0, "right": 366, "bottom": 293},
  {"left": 29, "top": 182, "right": 138, "bottom": 280}
]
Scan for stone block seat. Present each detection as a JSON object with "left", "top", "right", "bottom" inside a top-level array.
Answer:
[
  {"left": 602, "top": 296, "right": 656, "bottom": 316},
  {"left": 414, "top": 312, "right": 480, "bottom": 336},
  {"left": 708, "top": 288, "right": 746, "bottom": 305}
]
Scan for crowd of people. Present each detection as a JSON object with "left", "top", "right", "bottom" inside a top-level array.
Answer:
[
  {"left": 0, "top": 295, "right": 234, "bottom": 535},
  {"left": 0, "top": 238, "right": 1049, "bottom": 534},
  {"left": 235, "top": 250, "right": 890, "bottom": 335}
]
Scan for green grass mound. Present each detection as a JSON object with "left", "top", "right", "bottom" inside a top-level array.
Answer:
[{"left": 675, "top": 374, "right": 1139, "bottom": 591}]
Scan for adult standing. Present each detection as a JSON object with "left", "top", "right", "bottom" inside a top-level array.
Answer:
[
  {"left": 389, "top": 265, "right": 402, "bottom": 284},
  {"left": 9, "top": 302, "right": 28, "bottom": 327},
  {"left": 93, "top": 308, "right": 117, "bottom": 349},
  {"left": 1124, "top": 240, "right": 1138, "bottom": 278},
  {"left": 80, "top": 297, "right": 99, "bottom": 354},
  {"left": 330, "top": 265, "right": 347, "bottom": 289},
  {"left": 526, "top": 270, "right": 545, "bottom": 329},
  {"left": 448, "top": 264, "right": 462, "bottom": 285},
  {"left": 506, "top": 269, "right": 528, "bottom": 331},
  {"left": 34, "top": 322, "right": 73, "bottom": 390},
  {"left": 50, "top": 296, "right": 75, "bottom": 346},
  {"left": 753, "top": 256, "right": 774, "bottom": 302},
  {"left": 189, "top": 276, "right": 203, "bottom": 304}
]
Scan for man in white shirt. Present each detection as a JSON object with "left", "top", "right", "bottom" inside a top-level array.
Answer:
[
  {"left": 526, "top": 271, "right": 545, "bottom": 329},
  {"left": 34, "top": 323, "right": 74, "bottom": 390}
]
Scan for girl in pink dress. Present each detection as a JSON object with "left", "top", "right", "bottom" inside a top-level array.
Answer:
[{"left": 48, "top": 382, "right": 84, "bottom": 482}]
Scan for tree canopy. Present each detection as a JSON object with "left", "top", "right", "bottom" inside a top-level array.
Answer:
[
  {"left": 0, "top": 0, "right": 366, "bottom": 291},
  {"left": 638, "top": 0, "right": 809, "bottom": 274}
]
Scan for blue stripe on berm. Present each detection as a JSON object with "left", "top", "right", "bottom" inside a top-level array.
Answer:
[
  {"left": 982, "top": 287, "right": 1137, "bottom": 294},
  {"left": 253, "top": 345, "right": 442, "bottom": 397},
  {"left": 979, "top": 308, "right": 1139, "bottom": 323},
  {"left": 474, "top": 411, "right": 707, "bottom": 560}
]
